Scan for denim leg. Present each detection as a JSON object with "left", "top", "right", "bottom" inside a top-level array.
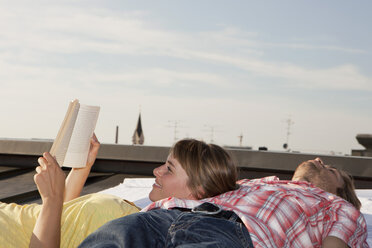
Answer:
[
  {"left": 78, "top": 209, "right": 253, "bottom": 248},
  {"left": 78, "top": 209, "right": 180, "bottom": 248},
  {"left": 166, "top": 213, "right": 254, "bottom": 248}
]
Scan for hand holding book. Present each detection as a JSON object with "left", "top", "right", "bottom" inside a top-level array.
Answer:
[
  {"left": 64, "top": 133, "right": 101, "bottom": 202},
  {"left": 85, "top": 133, "right": 100, "bottom": 169},
  {"left": 50, "top": 99, "right": 100, "bottom": 168}
]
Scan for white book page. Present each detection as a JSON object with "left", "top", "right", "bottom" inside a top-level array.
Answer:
[
  {"left": 52, "top": 101, "right": 80, "bottom": 166},
  {"left": 63, "top": 104, "right": 100, "bottom": 168}
]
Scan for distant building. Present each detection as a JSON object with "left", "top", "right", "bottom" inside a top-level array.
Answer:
[
  {"left": 351, "top": 134, "right": 372, "bottom": 157},
  {"left": 132, "top": 113, "right": 144, "bottom": 145}
]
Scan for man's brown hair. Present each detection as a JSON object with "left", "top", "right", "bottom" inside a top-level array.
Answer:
[
  {"left": 336, "top": 169, "right": 361, "bottom": 210},
  {"left": 171, "top": 139, "right": 237, "bottom": 199}
]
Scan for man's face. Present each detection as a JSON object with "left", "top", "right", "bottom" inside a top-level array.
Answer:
[{"left": 292, "top": 158, "right": 344, "bottom": 195}]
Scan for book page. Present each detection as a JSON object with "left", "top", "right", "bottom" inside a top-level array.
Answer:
[
  {"left": 50, "top": 100, "right": 80, "bottom": 166},
  {"left": 62, "top": 104, "right": 100, "bottom": 168}
]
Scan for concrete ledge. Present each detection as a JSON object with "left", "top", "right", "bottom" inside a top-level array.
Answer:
[
  {"left": 0, "top": 139, "right": 53, "bottom": 156},
  {"left": 0, "top": 139, "right": 170, "bottom": 162},
  {"left": 230, "top": 149, "right": 372, "bottom": 177},
  {"left": 0, "top": 139, "right": 371, "bottom": 178}
]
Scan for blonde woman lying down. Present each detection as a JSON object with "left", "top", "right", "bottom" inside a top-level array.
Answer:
[{"left": 0, "top": 134, "right": 139, "bottom": 248}]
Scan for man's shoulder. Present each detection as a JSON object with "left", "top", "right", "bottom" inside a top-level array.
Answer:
[
  {"left": 237, "top": 176, "right": 313, "bottom": 188},
  {"left": 236, "top": 177, "right": 339, "bottom": 201},
  {"left": 237, "top": 176, "right": 280, "bottom": 185}
]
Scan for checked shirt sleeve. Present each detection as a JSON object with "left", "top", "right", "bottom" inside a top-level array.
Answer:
[{"left": 322, "top": 197, "right": 369, "bottom": 247}]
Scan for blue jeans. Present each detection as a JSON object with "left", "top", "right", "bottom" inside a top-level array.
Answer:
[{"left": 78, "top": 207, "right": 254, "bottom": 248}]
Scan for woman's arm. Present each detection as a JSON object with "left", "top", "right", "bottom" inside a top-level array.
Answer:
[
  {"left": 64, "top": 134, "right": 100, "bottom": 202},
  {"left": 30, "top": 152, "right": 66, "bottom": 248}
]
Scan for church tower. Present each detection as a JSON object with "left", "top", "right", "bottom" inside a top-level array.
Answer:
[{"left": 132, "top": 113, "right": 144, "bottom": 145}]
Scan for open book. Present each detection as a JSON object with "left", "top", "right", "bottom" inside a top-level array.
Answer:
[{"left": 50, "top": 99, "right": 100, "bottom": 168}]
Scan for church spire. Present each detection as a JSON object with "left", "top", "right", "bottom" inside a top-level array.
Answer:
[{"left": 132, "top": 113, "right": 144, "bottom": 145}]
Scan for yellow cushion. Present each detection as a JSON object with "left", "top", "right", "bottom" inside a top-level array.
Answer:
[{"left": 0, "top": 193, "right": 140, "bottom": 248}]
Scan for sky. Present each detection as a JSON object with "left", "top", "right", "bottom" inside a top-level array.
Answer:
[{"left": 0, "top": 0, "right": 371, "bottom": 155}]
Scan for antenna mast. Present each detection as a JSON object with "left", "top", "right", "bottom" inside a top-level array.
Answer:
[
  {"left": 168, "top": 120, "right": 181, "bottom": 143},
  {"left": 204, "top": 125, "right": 220, "bottom": 143},
  {"left": 238, "top": 133, "right": 243, "bottom": 146},
  {"left": 283, "top": 117, "right": 294, "bottom": 150}
]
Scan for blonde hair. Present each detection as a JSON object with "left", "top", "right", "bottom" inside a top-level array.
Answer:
[{"left": 171, "top": 139, "right": 237, "bottom": 199}]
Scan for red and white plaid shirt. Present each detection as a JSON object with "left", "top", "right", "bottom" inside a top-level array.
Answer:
[{"left": 142, "top": 176, "right": 369, "bottom": 248}]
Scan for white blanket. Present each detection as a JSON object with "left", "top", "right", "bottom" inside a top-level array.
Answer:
[
  {"left": 100, "top": 178, "right": 372, "bottom": 246},
  {"left": 99, "top": 178, "right": 153, "bottom": 209}
]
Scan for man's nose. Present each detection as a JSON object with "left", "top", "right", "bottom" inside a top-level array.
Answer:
[{"left": 315, "top": 157, "right": 324, "bottom": 165}]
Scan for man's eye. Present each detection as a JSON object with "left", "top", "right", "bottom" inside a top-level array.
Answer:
[
  {"left": 328, "top": 168, "right": 336, "bottom": 175},
  {"left": 167, "top": 166, "right": 172, "bottom": 172}
]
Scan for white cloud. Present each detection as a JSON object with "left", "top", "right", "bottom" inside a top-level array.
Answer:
[
  {"left": 265, "top": 42, "right": 366, "bottom": 54},
  {"left": 0, "top": 1, "right": 370, "bottom": 93},
  {"left": 0, "top": 0, "right": 371, "bottom": 156}
]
